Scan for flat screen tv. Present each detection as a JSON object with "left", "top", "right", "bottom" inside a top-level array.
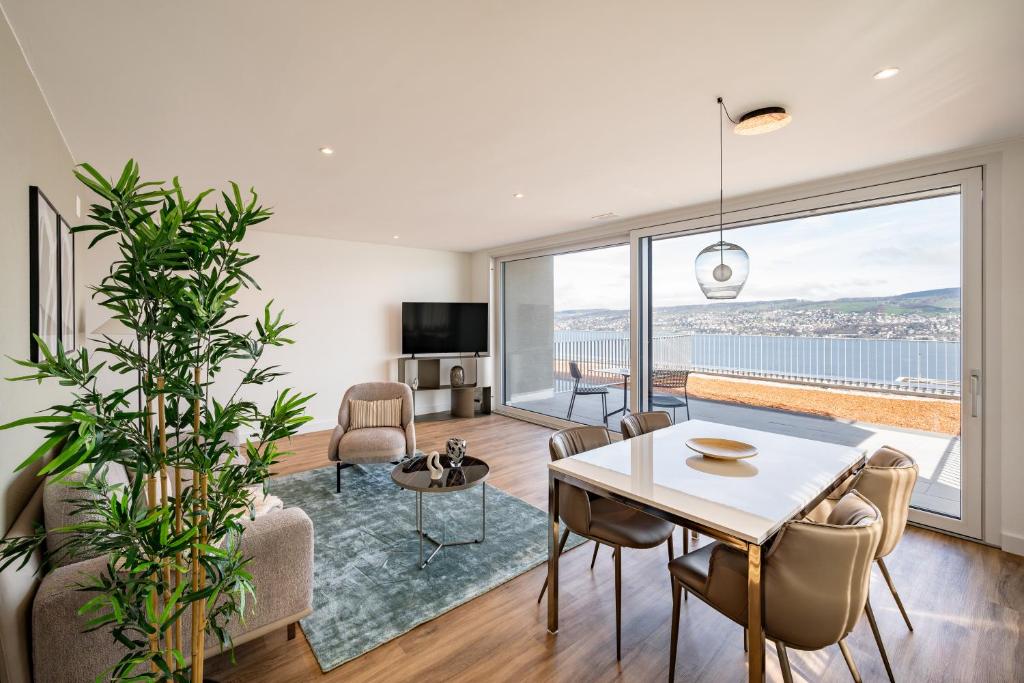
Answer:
[{"left": 402, "top": 302, "right": 488, "bottom": 356}]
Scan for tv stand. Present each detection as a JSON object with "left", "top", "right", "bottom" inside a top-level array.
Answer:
[{"left": 397, "top": 354, "right": 492, "bottom": 418}]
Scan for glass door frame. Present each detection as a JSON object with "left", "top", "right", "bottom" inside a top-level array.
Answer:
[
  {"left": 629, "top": 167, "right": 984, "bottom": 539},
  {"left": 493, "top": 236, "right": 632, "bottom": 433}
]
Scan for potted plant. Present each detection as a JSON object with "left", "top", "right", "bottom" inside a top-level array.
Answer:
[{"left": 0, "top": 161, "right": 312, "bottom": 681}]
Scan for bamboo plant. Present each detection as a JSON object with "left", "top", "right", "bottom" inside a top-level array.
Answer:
[{"left": 0, "top": 161, "right": 312, "bottom": 681}]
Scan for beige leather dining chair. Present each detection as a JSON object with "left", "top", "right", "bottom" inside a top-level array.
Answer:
[
  {"left": 537, "top": 425, "right": 675, "bottom": 660},
  {"left": 667, "top": 491, "right": 886, "bottom": 683},
  {"left": 619, "top": 410, "right": 672, "bottom": 438},
  {"left": 807, "top": 446, "right": 918, "bottom": 682},
  {"left": 620, "top": 411, "right": 700, "bottom": 562}
]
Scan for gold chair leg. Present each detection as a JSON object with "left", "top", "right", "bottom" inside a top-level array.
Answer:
[
  {"left": 864, "top": 598, "right": 896, "bottom": 683},
  {"left": 776, "top": 641, "right": 794, "bottom": 683},
  {"left": 537, "top": 527, "right": 570, "bottom": 604},
  {"left": 838, "top": 639, "right": 863, "bottom": 683},
  {"left": 877, "top": 557, "right": 913, "bottom": 631},
  {"left": 591, "top": 540, "right": 600, "bottom": 569},
  {"left": 614, "top": 545, "right": 622, "bottom": 661},
  {"left": 669, "top": 578, "right": 681, "bottom": 683}
]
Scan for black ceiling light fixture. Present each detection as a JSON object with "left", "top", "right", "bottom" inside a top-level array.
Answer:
[{"left": 733, "top": 105, "right": 793, "bottom": 136}]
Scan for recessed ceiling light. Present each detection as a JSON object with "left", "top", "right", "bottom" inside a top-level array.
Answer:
[
  {"left": 733, "top": 107, "right": 792, "bottom": 135},
  {"left": 873, "top": 67, "right": 900, "bottom": 80},
  {"left": 392, "top": 235, "right": 400, "bottom": 239},
  {"left": 319, "top": 147, "right": 335, "bottom": 155},
  {"left": 512, "top": 192, "right": 525, "bottom": 199}
]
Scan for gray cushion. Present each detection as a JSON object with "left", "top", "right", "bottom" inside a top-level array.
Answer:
[{"left": 43, "top": 463, "right": 130, "bottom": 568}]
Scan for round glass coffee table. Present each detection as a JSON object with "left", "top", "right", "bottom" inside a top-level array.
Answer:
[{"left": 391, "top": 455, "right": 489, "bottom": 569}]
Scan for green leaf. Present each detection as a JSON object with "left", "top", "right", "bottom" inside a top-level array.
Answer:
[
  {"left": 0, "top": 415, "right": 72, "bottom": 430},
  {"left": 14, "top": 433, "right": 65, "bottom": 472}
]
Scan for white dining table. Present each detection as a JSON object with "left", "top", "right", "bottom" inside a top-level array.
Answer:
[{"left": 546, "top": 419, "right": 865, "bottom": 682}]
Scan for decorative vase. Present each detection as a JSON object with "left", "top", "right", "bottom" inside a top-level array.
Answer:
[
  {"left": 427, "top": 451, "right": 444, "bottom": 480},
  {"left": 446, "top": 437, "right": 467, "bottom": 467},
  {"left": 450, "top": 365, "right": 465, "bottom": 387}
]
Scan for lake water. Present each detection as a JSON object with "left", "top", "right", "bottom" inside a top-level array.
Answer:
[{"left": 554, "top": 331, "right": 960, "bottom": 394}]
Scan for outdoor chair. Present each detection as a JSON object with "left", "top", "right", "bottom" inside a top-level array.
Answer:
[
  {"left": 567, "top": 360, "right": 610, "bottom": 426},
  {"left": 651, "top": 368, "right": 691, "bottom": 422}
]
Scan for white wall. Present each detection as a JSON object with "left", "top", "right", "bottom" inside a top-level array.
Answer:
[
  {"left": 474, "top": 139, "right": 1024, "bottom": 555},
  {"left": 0, "top": 12, "right": 78, "bottom": 531},
  {"left": 997, "top": 143, "right": 1024, "bottom": 554},
  {"left": 212, "top": 231, "right": 472, "bottom": 432},
  {"left": 78, "top": 230, "right": 474, "bottom": 436}
]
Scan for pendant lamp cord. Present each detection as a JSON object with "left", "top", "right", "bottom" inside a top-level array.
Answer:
[
  {"left": 717, "top": 97, "right": 725, "bottom": 265},
  {"left": 715, "top": 97, "right": 739, "bottom": 266}
]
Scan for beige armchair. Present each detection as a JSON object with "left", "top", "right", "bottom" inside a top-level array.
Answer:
[
  {"left": 327, "top": 382, "right": 416, "bottom": 492},
  {"left": 667, "top": 491, "right": 886, "bottom": 683}
]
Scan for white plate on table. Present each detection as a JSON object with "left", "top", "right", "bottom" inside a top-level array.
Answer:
[{"left": 685, "top": 437, "right": 758, "bottom": 460}]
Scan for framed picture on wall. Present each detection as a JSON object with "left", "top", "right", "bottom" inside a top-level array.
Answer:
[
  {"left": 29, "top": 186, "right": 59, "bottom": 362},
  {"left": 59, "top": 215, "right": 75, "bottom": 351}
]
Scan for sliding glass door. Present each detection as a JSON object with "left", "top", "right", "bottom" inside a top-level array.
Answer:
[
  {"left": 495, "top": 167, "right": 983, "bottom": 538},
  {"left": 632, "top": 169, "right": 983, "bottom": 538},
  {"left": 500, "top": 243, "right": 631, "bottom": 431}
]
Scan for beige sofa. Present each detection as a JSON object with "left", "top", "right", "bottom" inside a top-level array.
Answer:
[
  {"left": 327, "top": 382, "right": 416, "bottom": 492},
  {"left": 0, "top": 463, "right": 314, "bottom": 683}
]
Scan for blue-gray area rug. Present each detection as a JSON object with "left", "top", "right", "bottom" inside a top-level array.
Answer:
[{"left": 268, "top": 463, "right": 585, "bottom": 672}]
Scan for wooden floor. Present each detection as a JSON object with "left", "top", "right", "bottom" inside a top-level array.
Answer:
[{"left": 207, "top": 414, "right": 1024, "bottom": 682}]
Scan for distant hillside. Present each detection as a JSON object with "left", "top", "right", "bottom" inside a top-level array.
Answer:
[{"left": 557, "top": 288, "right": 961, "bottom": 317}]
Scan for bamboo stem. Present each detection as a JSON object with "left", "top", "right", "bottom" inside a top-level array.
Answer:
[
  {"left": 190, "top": 364, "right": 204, "bottom": 683},
  {"left": 145, "top": 378, "right": 159, "bottom": 673},
  {"left": 174, "top": 465, "right": 183, "bottom": 669},
  {"left": 158, "top": 377, "right": 172, "bottom": 670},
  {"left": 196, "top": 471, "right": 208, "bottom": 682},
  {"left": 179, "top": 366, "right": 197, "bottom": 676}
]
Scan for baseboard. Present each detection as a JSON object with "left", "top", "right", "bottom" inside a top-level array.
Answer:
[{"left": 1001, "top": 531, "right": 1024, "bottom": 556}]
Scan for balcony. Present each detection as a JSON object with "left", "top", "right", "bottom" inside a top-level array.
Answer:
[{"left": 505, "top": 332, "right": 963, "bottom": 518}]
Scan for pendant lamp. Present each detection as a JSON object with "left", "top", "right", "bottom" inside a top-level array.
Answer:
[{"left": 695, "top": 97, "right": 749, "bottom": 299}]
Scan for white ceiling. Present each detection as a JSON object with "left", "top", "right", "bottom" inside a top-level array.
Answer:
[{"left": 5, "top": 1, "right": 1023, "bottom": 253}]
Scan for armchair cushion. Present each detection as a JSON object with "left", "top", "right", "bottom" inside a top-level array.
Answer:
[
  {"left": 349, "top": 398, "right": 403, "bottom": 429},
  {"left": 338, "top": 427, "right": 409, "bottom": 463}
]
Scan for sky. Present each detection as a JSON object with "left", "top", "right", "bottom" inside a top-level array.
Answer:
[{"left": 551, "top": 194, "right": 961, "bottom": 311}]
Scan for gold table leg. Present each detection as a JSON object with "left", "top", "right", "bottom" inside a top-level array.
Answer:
[
  {"left": 547, "top": 473, "right": 560, "bottom": 633},
  {"left": 747, "top": 543, "right": 765, "bottom": 682}
]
